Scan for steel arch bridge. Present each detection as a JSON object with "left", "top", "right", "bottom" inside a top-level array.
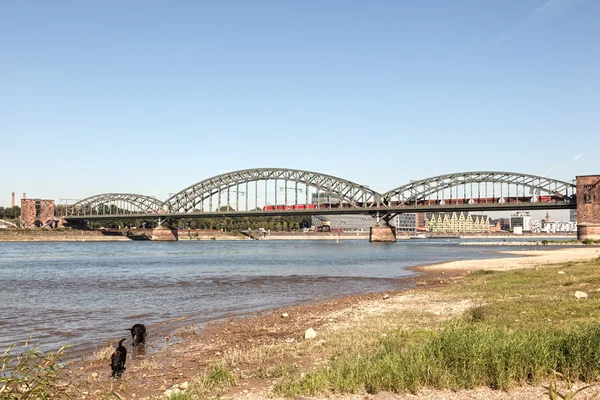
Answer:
[
  {"left": 66, "top": 193, "right": 165, "bottom": 217},
  {"left": 63, "top": 169, "right": 577, "bottom": 220},
  {"left": 164, "top": 168, "right": 384, "bottom": 214},
  {"left": 382, "top": 171, "right": 575, "bottom": 206}
]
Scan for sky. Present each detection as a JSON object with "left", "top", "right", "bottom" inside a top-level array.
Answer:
[{"left": 1, "top": 0, "right": 598, "bottom": 209}]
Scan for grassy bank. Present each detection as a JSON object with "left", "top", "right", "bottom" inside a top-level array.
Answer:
[{"left": 166, "top": 254, "right": 600, "bottom": 399}]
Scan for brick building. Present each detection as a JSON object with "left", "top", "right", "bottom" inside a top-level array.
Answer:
[
  {"left": 19, "top": 199, "right": 58, "bottom": 228},
  {"left": 577, "top": 175, "right": 600, "bottom": 240}
]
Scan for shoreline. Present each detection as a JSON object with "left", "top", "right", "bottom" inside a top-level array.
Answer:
[
  {"left": 0, "top": 228, "right": 578, "bottom": 242},
  {"left": 66, "top": 246, "right": 600, "bottom": 399}
]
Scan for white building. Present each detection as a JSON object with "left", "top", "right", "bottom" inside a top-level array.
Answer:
[{"left": 510, "top": 212, "right": 533, "bottom": 232}]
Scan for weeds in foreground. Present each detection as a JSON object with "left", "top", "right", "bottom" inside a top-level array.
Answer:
[
  {"left": 545, "top": 371, "right": 599, "bottom": 399},
  {"left": 0, "top": 341, "right": 127, "bottom": 400},
  {"left": 0, "top": 342, "right": 73, "bottom": 399}
]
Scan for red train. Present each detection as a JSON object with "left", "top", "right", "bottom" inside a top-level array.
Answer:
[{"left": 389, "top": 195, "right": 564, "bottom": 207}]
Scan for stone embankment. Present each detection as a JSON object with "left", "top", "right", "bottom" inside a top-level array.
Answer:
[{"left": 0, "top": 229, "right": 131, "bottom": 242}]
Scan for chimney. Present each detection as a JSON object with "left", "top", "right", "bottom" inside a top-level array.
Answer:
[
  {"left": 23, "top": 193, "right": 26, "bottom": 200},
  {"left": 11, "top": 192, "right": 15, "bottom": 207}
]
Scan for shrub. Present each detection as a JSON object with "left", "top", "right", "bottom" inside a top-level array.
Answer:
[{"left": 0, "top": 342, "right": 72, "bottom": 399}]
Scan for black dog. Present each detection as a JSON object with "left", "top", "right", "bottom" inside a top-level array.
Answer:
[
  {"left": 110, "top": 338, "right": 127, "bottom": 378},
  {"left": 126, "top": 324, "right": 147, "bottom": 346}
]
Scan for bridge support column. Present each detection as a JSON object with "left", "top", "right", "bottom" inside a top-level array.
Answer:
[
  {"left": 151, "top": 227, "right": 179, "bottom": 241},
  {"left": 577, "top": 175, "right": 600, "bottom": 240},
  {"left": 370, "top": 225, "right": 396, "bottom": 243}
]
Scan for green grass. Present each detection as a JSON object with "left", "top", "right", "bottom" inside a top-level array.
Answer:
[
  {"left": 274, "top": 256, "right": 600, "bottom": 398},
  {"left": 166, "top": 364, "right": 236, "bottom": 399},
  {"left": 275, "top": 322, "right": 600, "bottom": 397}
]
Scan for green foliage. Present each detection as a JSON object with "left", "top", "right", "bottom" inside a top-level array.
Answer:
[
  {"left": 582, "top": 239, "right": 600, "bottom": 245},
  {"left": 2, "top": 206, "right": 21, "bottom": 219},
  {"left": 0, "top": 342, "right": 71, "bottom": 399}
]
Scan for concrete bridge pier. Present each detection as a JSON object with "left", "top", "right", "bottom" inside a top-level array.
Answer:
[
  {"left": 577, "top": 175, "right": 600, "bottom": 240},
  {"left": 150, "top": 218, "right": 179, "bottom": 241},
  {"left": 369, "top": 225, "right": 396, "bottom": 242},
  {"left": 369, "top": 212, "right": 397, "bottom": 242},
  {"left": 151, "top": 227, "right": 179, "bottom": 241}
]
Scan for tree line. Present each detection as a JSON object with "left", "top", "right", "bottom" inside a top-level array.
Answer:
[
  {"left": 0, "top": 206, "right": 21, "bottom": 220},
  {"left": 86, "top": 215, "right": 312, "bottom": 232}
]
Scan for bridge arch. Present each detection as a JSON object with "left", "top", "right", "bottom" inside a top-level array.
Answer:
[
  {"left": 66, "top": 193, "right": 165, "bottom": 217},
  {"left": 382, "top": 171, "right": 576, "bottom": 206},
  {"left": 164, "top": 168, "right": 383, "bottom": 214}
]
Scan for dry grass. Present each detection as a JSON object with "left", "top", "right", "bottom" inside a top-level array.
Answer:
[
  {"left": 91, "top": 346, "right": 114, "bottom": 363},
  {"left": 176, "top": 325, "right": 201, "bottom": 338},
  {"left": 137, "top": 357, "right": 159, "bottom": 371}
]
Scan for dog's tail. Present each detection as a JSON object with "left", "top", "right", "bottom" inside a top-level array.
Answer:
[{"left": 117, "top": 338, "right": 126, "bottom": 347}]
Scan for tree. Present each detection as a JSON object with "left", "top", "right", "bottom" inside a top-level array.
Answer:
[
  {"left": 3, "top": 206, "right": 20, "bottom": 219},
  {"left": 0, "top": 206, "right": 4, "bottom": 219}
]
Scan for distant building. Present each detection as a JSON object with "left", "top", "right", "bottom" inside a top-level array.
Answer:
[
  {"left": 570, "top": 209, "right": 577, "bottom": 223},
  {"left": 310, "top": 213, "right": 421, "bottom": 232},
  {"left": 510, "top": 212, "right": 532, "bottom": 232},
  {"left": 311, "top": 214, "right": 373, "bottom": 232},
  {"left": 19, "top": 199, "right": 59, "bottom": 228},
  {"left": 425, "top": 212, "right": 492, "bottom": 233}
]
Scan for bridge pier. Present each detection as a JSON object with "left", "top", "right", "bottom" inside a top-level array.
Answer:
[
  {"left": 369, "top": 225, "right": 396, "bottom": 243},
  {"left": 151, "top": 227, "right": 179, "bottom": 241},
  {"left": 577, "top": 175, "right": 600, "bottom": 240}
]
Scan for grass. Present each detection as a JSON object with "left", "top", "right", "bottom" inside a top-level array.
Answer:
[
  {"left": 90, "top": 346, "right": 114, "bottom": 363},
  {"left": 167, "top": 364, "right": 236, "bottom": 399},
  {"left": 275, "top": 322, "right": 600, "bottom": 397},
  {"left": 273, "top": 256, "right": 600, "bottom": 398}
]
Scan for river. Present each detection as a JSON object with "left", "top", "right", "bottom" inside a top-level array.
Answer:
[{"left": 0, "top": 239, "right": 542, "bottom": 356}]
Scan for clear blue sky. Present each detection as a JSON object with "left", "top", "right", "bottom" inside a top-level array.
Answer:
[{"left": 1, "top": 0, "right": 598, "bottom": 206}]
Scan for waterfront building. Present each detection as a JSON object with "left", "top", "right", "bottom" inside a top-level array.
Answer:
[
  {"left": 510, "top": 212, "right": 533, "bottom": 232},
  {"left": 425, "top": 212, "right": 492, "bottom": 233}
]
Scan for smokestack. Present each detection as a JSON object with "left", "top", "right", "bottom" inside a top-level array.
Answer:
[
  {"left": 11, "top": 192, "right": 15, "bottom": 207},
  {"left": 22, "top": 193, "right": 26, "bottom": 200}
]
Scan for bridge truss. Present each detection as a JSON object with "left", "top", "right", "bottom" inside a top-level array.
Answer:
[
  {"left": 63, "top": 170, "right": 577, "bottom": 220},
  {"left": 65, "top": 193, "right": 164, "bottom": 217}
]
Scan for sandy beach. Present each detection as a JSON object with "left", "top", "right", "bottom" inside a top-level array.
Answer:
[{"left": 66, "top": 246, "right": 600, "bottom": 399}]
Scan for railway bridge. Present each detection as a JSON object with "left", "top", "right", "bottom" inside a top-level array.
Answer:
[{"left": 61, "top": 169, "right": 600, "bottom": 242}]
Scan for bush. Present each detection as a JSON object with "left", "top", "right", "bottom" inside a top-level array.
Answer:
[{"left": 0, "top": 342, "right": 71, "bottom": 399}]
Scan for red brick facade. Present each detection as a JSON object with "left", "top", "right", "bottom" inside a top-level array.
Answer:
[
  {"left": 19, "top": 199, "right": 57, "bottom": 228},
  {"left": 576, "top": 175, "right": 600, "bottom": 240}
]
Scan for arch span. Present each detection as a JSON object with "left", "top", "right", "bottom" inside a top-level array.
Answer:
[
  {"left": 66, "top": 193, "right": 165, "bottom": 217},
  {"left": 164, "top": 168, "right": 383, "bottom": 214},
  {"left": 382, "top": 171, "right": 576, "bottom": 205}
]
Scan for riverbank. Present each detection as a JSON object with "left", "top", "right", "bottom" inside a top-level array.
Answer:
[
  {"left": 0, "top": 228, "right": 577, "bottom": 242},
  {"left": 58, "top": 246, "right": 600, "bottom": 400}
]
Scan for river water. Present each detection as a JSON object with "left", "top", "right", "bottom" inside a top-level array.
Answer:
[{"left": 0, "top": 239, "right": 540, "bottom": 355}]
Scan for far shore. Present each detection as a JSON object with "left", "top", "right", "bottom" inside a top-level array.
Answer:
[
  {"left": 0, "top": 227, "right": 578, "bottom": 242},
  {"left": 62, "top": 246, "right": 600, "bottom": 399}
]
